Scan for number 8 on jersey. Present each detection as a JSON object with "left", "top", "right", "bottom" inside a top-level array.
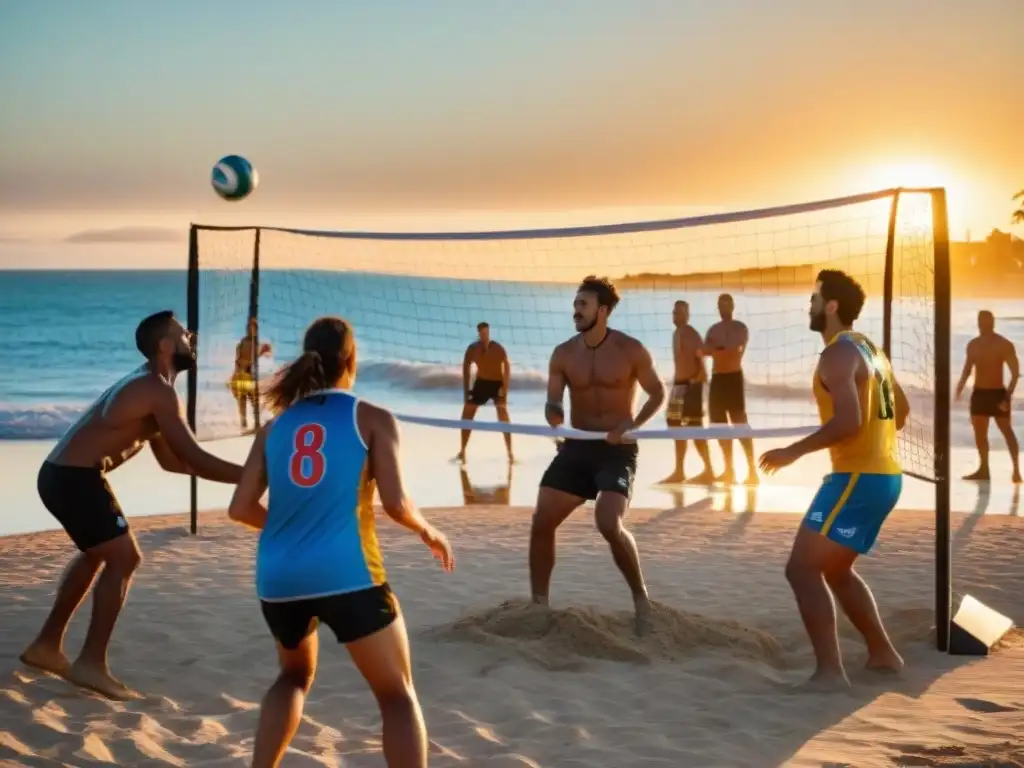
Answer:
[{"left": 290, "top": 423, "right": 326, "bottom": 488}]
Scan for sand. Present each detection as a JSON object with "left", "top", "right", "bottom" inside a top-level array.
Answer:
[{"left": 1, "top": 504, "right": 1022, "bottom": 767}]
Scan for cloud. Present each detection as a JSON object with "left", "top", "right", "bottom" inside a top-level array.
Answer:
[{"left": 63, "top": 226, "right": 184, "bottom": 244}]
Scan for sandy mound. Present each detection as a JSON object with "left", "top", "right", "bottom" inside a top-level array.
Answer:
[{"left": 425, "top": 599, "right": 785, "bottom": 671}]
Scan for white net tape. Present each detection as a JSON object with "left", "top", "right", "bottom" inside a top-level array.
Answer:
[{"left": 390, "top": 412, "right": 816, "bottom": 441}]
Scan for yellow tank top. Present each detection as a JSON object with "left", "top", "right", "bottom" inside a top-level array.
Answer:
[{"left": 812, "top": 330, "right": 901, "bottom": 476}]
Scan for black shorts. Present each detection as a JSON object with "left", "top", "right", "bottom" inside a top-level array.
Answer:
[
  {"left": 260, "top": 583, "right": 399, "bottom": 650},
  {"left": 709, "top": 371, "right": 746, "bottom": 423},
  {"left": 540, "top": 439, "right": 638, "bottom": 501},
  {"left": 970, "top": 388, "right": 1009, "bottom": 418},
  {"left": 468, "top": 379, "right": 504, "bottom": 405},
  {"left": 37, "top": 461, "right": 130, "bottom": 552},
  {"left": 666, "top": 381, "right": 704, "bottom": 426}
]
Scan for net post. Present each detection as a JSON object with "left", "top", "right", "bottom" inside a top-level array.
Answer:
[
  {"left": 882, "top": 189, "right": 901, "bottom": 358},
  {"left": 931, "top": 188, "right": 952, "bottom": 652},
  {"left": 249, "top": 229, "right": 262, "bottom": 430},
  {"left": 186, "top": 225, "right": 200, "bottom": 536}
]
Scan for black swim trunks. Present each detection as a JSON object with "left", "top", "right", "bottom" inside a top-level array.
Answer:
[
  {"left": 970, "top": 388, "right": 1010, "bottom": 418},
  {"left": 540, "top": 439, "right": 638, "bottom": 501},
  {"left": 260, "top": 583, "right": 399, "bottom": 650},
  {"left": 37, "top": 461, "right": 130, "bottom": 552},
  {"left": 468, "top": 378, "right": 504, "bottom": 405},
  {"left": 709, "top": 371, "right": 746, "bottom": 423},
  {"left": 666, "top": 380, "right": 704, "bottom": 426}
]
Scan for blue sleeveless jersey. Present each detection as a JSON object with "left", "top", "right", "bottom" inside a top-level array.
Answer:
[{"left": 256, "top": 389, "right": 384, "bottom": 602}]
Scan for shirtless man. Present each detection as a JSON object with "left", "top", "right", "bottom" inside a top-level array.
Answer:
[
  {"left": 230, "top": 317, "right": 272, "bottom": 431},
  {"left": 457, "top": 322, "right": 513, "bottom": 462},
  {"left": 530, "top": 276, "right": 666, "bottom": 634},
  {"left": 956, "top": 310, "right": 1021, "bottom": 483},
  {"left": 660, "top": 300, "right": 714, "bottom": 484},
  {"left": 705, "top": 293, "right": 757, "bottom": 485},
  {"left": 20, "top": 310, "right": 244, "bottom": 699}
]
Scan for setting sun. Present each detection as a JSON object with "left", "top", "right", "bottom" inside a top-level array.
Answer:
[
  {"left": 852, "top": 160, "right": 971, "bottom": 237},
  {"left": 857, "top": 160, "right": 952, "bottom": 191}
]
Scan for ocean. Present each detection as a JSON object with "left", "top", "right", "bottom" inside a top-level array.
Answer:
[
  {"left": 2, "top": 269, "right": 1021, "bottom": 445},
  {"left": 0, "top": 269, "right": 1021, "bottom": 536}
]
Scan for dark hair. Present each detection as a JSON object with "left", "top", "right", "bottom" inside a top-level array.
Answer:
[
  {"left": 265, "top": 316, "right": 356, "bottom": 413},
  {"left": 577, "top": 275, "right": 620, "bottom": 314},
  {"left": 816, "top": 269, "right": 866, "bottom": 326},
  {"left": 136, "top": 310, "right": 176, "bottom": 359},
  {"left": 477, "top": 322, "right": 489, "bottom": 330}
]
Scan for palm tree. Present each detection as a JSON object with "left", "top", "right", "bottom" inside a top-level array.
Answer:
[{"left": 1013, "top": 189, "right": 1024, "bottom": 225}]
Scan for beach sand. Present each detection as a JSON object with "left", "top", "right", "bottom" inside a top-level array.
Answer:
[{"left": 1, "top": 505, "right": 1022, "bottom": 767}]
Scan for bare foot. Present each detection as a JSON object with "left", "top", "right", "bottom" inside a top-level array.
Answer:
[
  {"left": 716, "top": 469, "right": 736, "bottom": 485},
  {"left": 688, "top": 469, "right": 715, "bottom": 485},
  {"left": 67, "top": 660, "right": 140, "bottom": 701},
  {"left": 19, "top": 644, "right": 71, "bottom": 678},
  {"left": 531, "top": 594, "right": 550, "bottom": 607},
  {"left": 451, "top": 452, "right": 466, "bottom": 465},
  {"left": 1012, "top": 470, "right": 1022, "bottom": 484},
  {"left": 658, "top": 471, "right": 685, "bottom": 485},
  {"left": 634, "top": 598, "right": 653, "bottom": 637},
  {"left": 743, "top": 473, "right": 760, "bottom": 486},
  {"left": 791, "top": 670, "right": 851, "bottom": 692},
  {"left": 865, "top": 649, "right": 905, "bottom": 676},
  {"left": 963, "top": 468, "right": 990, "bottom": 482}
]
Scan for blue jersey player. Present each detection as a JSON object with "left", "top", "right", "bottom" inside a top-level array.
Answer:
[{"left": 229, "top": 316, "right": 454, "bottom": 768}]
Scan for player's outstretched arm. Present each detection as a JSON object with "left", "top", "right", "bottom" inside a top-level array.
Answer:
[
  {"left": 228, "top": 426, "right": 269, "bottom": 530},
  {"left": 365, "top": 403, "right": 454, "bottom": 571},
  {"left": 150, "top": 434, "right": 190, "bottom": 474},
  {"left": 955, "top": 341, "right": 975, "bottom": 400},
  {"left": 151, "top": 384, "right": 244, "bottom": 484}
]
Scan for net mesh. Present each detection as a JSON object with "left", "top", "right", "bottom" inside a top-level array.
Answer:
[{"left": 191, "top": 190, "right": 939, "bottom": 481}]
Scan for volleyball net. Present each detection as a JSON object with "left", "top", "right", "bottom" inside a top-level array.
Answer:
[{"left": 185, "top": 187, "right": 952, "bottom": 646}]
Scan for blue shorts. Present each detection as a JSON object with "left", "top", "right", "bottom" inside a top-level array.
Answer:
[{"left": 803, "top": 472, "right": 903, "bottom": 554}]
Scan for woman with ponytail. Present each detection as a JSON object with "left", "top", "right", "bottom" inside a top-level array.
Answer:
[{"left": 228, "top": 316, "right": 454, "bottom": 768}]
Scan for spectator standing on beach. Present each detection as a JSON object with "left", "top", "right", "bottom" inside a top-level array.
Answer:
[
  {"left": 956, "top": 310, "right": 1021, "bottom": 483},
  {"left": 457, "top": 322, "right": 513, "bottom": 463}
]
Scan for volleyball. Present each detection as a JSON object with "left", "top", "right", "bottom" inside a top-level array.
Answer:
[{"left": 211, "top": 155, "right": 258, "bottom": 201}]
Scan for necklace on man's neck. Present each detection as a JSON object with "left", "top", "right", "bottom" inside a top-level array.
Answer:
[{"left": 584, "top": 330, "right": 609, "bottom": 350}]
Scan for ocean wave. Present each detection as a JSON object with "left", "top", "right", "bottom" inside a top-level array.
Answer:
[
  {"left": 0, "top": 404, "right": 87, "bottom": 440},
  {"left": 1, "top": 358, "right": 1015, "bottom": 441},
  {"left": 356, "top": 360, "right": 548, "bottom": 391}
]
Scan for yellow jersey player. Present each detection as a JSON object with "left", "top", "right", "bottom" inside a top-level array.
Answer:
[{"left": 759, "top": 269, "right": 909, "bottom": 689}]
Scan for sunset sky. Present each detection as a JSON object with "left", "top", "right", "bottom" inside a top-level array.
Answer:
[{"left": 0, "top": 0, "right": 1021, "bottom": 265}]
